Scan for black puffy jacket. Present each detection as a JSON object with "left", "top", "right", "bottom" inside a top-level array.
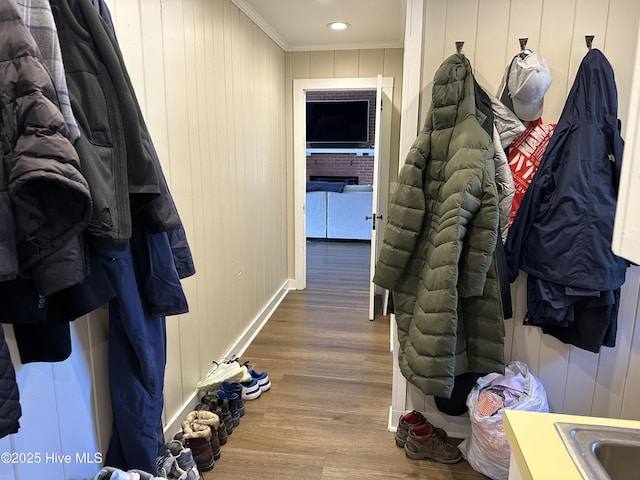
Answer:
[{"left": 0, "top": 0, "right": 92, "bottom": 296}]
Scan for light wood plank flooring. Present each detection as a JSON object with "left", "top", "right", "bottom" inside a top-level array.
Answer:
[{"left": 202, "top": 240, "right": 486, "bottom": 479}]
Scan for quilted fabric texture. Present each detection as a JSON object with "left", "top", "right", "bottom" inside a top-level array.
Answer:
[{"left": 373, "top": 54, "right": 505, "bottom": 398}]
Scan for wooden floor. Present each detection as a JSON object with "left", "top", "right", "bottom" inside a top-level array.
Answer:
[{"left": 202, "top": 240, "right": 486, "bottom": 479}]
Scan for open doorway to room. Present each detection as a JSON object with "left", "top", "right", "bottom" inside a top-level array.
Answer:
[
  {"left": 293, "top": 77, "right": 394, "bottom": 319},
  {"left": 305, "top": 89, "right": 376, "bottom": 293}
]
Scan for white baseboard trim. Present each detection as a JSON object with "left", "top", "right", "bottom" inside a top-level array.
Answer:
[
  {"left": 163, "top": 279, "right": 292, "bottom": 440},
  {"left": 388, "top": 405, "right": 397, "bottom": 432}
]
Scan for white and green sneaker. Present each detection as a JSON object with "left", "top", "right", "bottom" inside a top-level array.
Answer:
[{"left": 196, "top": 359, "right": 249, "bottom": 392}]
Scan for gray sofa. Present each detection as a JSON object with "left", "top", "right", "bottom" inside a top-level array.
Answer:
[{"left": 306, "top": 184, "right": 373, "bottom": 240}]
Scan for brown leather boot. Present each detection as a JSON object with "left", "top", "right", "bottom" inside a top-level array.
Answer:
[
  {"left": 395, "top": 410, "right": 449, "bottom": 448},
  {"left": 403, "top": 424, "right": 462, "bottom": 464}
]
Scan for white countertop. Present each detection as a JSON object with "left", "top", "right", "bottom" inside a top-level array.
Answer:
[{"left": 504, "top": 410, "right": 640, "bottom": 480}]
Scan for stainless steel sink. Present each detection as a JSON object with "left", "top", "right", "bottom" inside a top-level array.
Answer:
[{"left": 555, "top": 422, "right": 640, "bottom": 479}]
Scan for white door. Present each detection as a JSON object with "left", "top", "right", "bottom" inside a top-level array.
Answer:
[{"left": 368, "top": 75, "right": 392, "bottom": 320}]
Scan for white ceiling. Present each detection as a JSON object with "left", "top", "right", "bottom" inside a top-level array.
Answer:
[{"left": 231, "top": 0, "right": 407, "bottom": 52}]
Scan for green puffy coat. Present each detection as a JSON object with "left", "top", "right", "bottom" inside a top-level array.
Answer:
[{"left": 374, "top": 54, "right": 505, "bottom": 398}]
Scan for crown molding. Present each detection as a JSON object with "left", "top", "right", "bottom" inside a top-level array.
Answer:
[{"left": 230, "top": 0, "right": 289, "bottom": 51}]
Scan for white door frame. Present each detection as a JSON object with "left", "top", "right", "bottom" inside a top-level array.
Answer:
[
  {"left": 388, "top": 0, "right": 423, "bottom": 430},
  {"left": 292, "top": 77, "right": 394, "bottom": 291}
]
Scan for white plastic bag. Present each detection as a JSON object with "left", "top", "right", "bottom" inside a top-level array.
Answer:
[{"left": 459, "top": 361, "right": 549, "bottom": 480}]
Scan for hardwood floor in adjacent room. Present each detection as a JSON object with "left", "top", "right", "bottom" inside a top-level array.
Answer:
[{"left": 202, "top": 240, "right": 487, "bottom": 479}]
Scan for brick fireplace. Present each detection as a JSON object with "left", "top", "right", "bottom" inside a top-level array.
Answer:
[{"left": 306, "top": 90, "right": 376, "bottom": 185}]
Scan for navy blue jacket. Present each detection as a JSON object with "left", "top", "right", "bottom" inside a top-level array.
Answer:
[{"left": 506, "top": 49, "right": 628, "bottom": 290}]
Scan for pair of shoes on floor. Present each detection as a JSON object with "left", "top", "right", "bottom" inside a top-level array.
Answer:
[
  {"left": 197, "top": 393, "right": 234, "bottom": 439},
  {"left": 173, "top": 410, "right": 224, "bottom": 473},
  {"left": 165, "top": 440, "right": 200, "bottom": 480},
  {"left": 185, "top": 410, "right": 222, "bottom": 460},
  {"left": 156, "top": 446, "right": 192, "bottom": 480},
  {"left": 93, "top": 466, "right": 166, "bottom": 480},
  {"left": 244, "top": 368, "right": 271, "bottom": 399},
  {"left": 396, "top": 410, "right": 461, "bottom": 464},
  {"left": 225, "top": 368, "right": 271, "bottom": 401},
  {"left": 215, "top": 387, "right": 243, "bottom": 426},
  {"left": 195, "top": 356, "right": 251, "bottom": 392}
]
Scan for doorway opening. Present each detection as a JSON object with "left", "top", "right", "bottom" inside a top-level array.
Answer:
[{"left": 293, "top": 77, "right": 394, "bottom": 319}]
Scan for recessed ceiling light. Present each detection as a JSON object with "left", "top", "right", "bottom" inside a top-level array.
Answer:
[{"left": 328, "top": 22, "right": 350, "bottom": 30}]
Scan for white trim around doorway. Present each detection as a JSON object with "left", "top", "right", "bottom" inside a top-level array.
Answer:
[{"left": 292, "top": 77, "right": 394, "bottom": 291}]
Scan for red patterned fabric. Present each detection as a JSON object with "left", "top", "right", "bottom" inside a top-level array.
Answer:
[{"left": 507, "top": 118, "right": 556, "bottom": 226}]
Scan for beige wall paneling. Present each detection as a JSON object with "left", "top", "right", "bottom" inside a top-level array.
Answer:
[
  {"left": 182, "top": 0, "right": 209, "bottom": 410},
  {"left": 398, "top": 0, "right": 424, "bottom": 166},
  {"left": 242, "top": 7, "right": 259, "bottom": 326},
  {"left": 160, "top": 0, "right": 201, "bottom": 415},
  {"left": 603, "top": 0, "right": 640, "bottom": 129},
  {"left": 358, "top": 49, "right": 385, "bottom": 77},
  {"left": 593, "top": 268, "right": 640, "bottom": 419},
  {"left": 309, "top": 51, "right": 336, "bottom": 77},
  {"left": 245, "top": 12, "right": 264, "bottom": 314},
  {"left": 537, "top": 0, "right": 576, "bottom": 124},
  {"left": 192, "top": 0, "right": 213, "bottom": 395},
  {"left": 251, "top": 19, "right": 264, "bottom": 304},
  {"left": 290, "top": 51, "right": 312, "bottom": 79},
  {"left": 222, "top": 0, "right": 242, "bottom": 348},
  {"left": 335, "top": 50, "right": 360, "bottom": 78},
  {"left": 231, "top": 4, "right": 250, "bottom": 329},
  {"left": 199, "top": 0, "right": 222, "bottom": 381},
  {"left": 568, "top": 0, "right": 610, "bottom": 90},
  {"left": 419, "top": 0, "right": 447, "bottom": 127},
  {"left": 111, "top": 0, "right": 145, "bottom": 108},
  {"left": 139, "top": 0, "right": 172, "bottom": 171},
  {"left": 210, "top": 0, "right": 234, "bottom": 363},
  {"left": 474, "top": 0, "right": 510, "bottom": 94},
  {"left": 382, "top": 49, "right": 404, "bottom": 179},
  {"left": 284, "top": 53, "right": 297, "bottom": 280},
  {"left": 443, "top": 0, "right": 479, "bottom": 62},
  {"left": 505, "top": 0, "right": 543, "bottom": 58},
  {"left": 265, "top": 38, "right": 288, "bottom": 297},
  {"left": 84, "top": 310, "right": 112, "bottom": 454}
]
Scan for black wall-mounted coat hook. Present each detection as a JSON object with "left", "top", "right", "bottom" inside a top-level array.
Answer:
[
  {"left": 455, "top": 41, "right": 464, "bottom": 53},
  {"left": 586, "top": 35, "right": 594, "bottom": 49},
  {"left": 518, "top": 38, "right": 532, "bottom": 59}
]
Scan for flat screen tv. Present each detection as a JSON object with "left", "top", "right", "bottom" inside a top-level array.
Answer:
[{"left": 306, "top": 100, "right": 369, "bottom": 146}]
